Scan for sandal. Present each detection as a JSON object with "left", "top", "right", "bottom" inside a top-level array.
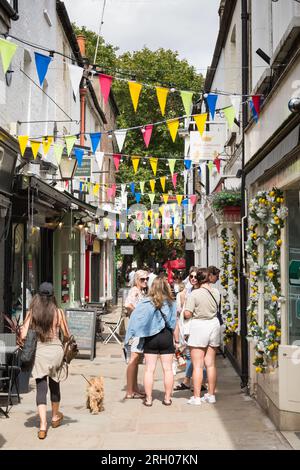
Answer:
[
  {"left": 162, "top": 399, "right": 172, "bottom": 406},
  {"left": 143, "top": 398, "right": 153, "bottom": 407},
  {"left": 38, "top": 429, "right": 47, "bottom": 439},
  {"left": 51, "top": 412, "right": 64, "bottom": 428},
  {"left": 125, "top": 392, "right": 145, "bottom": 399},
  {"left": 174, "top": 382, "right": 190, "bottom": 391}
]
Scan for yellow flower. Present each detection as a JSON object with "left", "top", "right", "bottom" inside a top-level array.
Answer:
[
  {"left": 268, "top": 325, "right": 276, "bottom": 332},
  {"left": 256, "top": 367, "right": 263, "bottom": 373},
  {"left": 271, "top": 207, "right": 276, "bottom": 213},
  {"left": 271, "top": 295, "right": 278, "bottom": 302},
  {"left": 271, "top": 355, "right": 278, "bottom": 361},
  {"left": 276, "top": 197, "right": 281, "bottom": 203},
  {"left": 273, "top": 216, "right": 279, "bottom": 223},
  {"left": 251, "top": 271, "right": 256, "bottom": 276},
  {"left": 276, "top": 239, "right": 282, "bottom": 246},
  {"left": 267, "top": 271, "right": 274, "bottom": 279},
  {"left": 276, "top": 331, "right": 281, "bottom": 337},
  {"left": 280, "top": 197, "right": 284, "bottom": 203},
  {"left": 251, "top": 233, "right": 257, "bottom": 240},
  {"left": 268, "top": 344, "right": 275, "bottom": 351},
  {"left": 269, "top": 191, "right": 275, "bottom": 197}
]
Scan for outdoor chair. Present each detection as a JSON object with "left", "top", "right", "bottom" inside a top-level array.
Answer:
[
  {"left": 0, "top": 333, "right": 21, "bottom": 417},
  {"left": 103, "top": 312, "right": 125, "bottom": 345}
]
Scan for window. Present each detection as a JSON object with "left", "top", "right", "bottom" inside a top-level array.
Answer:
[{"left": 287, "top": 190, "right": 300, "bottom": 345}]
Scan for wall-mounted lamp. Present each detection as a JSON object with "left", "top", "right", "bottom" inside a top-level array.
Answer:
[{"left": 256, "top": 48, "right": 271, "bottom": 65}]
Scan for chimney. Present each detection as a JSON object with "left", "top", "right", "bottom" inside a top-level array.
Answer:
[{"left": 77, "top": 34, "right": 86, "bottom": 57}]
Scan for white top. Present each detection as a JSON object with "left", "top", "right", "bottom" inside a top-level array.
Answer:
[
  {"left": 185, "top": 286, "right": 220, "bottom": 320},
  {"left": 147, "top": 272, "right": 157, "bottom": 289}
]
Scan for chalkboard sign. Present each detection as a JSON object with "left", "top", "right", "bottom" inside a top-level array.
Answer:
[{"left": 65, "top": 309, "right": 96, "bottom": 360}]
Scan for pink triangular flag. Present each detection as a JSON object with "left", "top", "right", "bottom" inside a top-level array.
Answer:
[
  {"left": 190, "top": 195, "right": 197, "bottom": 206},
  {"left": 99, "top": 73, "right": 113, "bottom": 104},
  {"left": 113, "top": 154, "right": 121, "bottom": 171},
  {"left": 111, "top": 184, "right": 116, "bottom": 197},
  {"left": 172, "top": 173, "right": 177, "bottom": 189},
  {"left": 107, "top": 187, "right": 113, "bottom": 200},
  {"left": 142, "top": 125, "right": 153, "bottom": 148}
]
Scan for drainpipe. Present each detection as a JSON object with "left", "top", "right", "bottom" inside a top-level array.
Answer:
[
  {"left": 240, "top": 0, "right": 249, "bottom": 389},
  {"left": 77, "top": 35, "right": 87, "bottom": 147}
]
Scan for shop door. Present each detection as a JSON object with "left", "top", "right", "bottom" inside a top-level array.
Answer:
[
  {"left": 287, "top": 190, "right": 300, "bottom": 345},
  {"left": 40, "top": 228, "right": 53, "bottom": 284},
  {"left": 91, "top": 253, "right": 100, "bottom": 302}
]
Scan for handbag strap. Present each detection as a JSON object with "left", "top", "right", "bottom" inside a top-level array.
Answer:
[
  {"left": 158, "top": 307, "right": 172, "bottom": 330},
  {"left": 201, "top": 287, "right": 220, "bottom": 314}
]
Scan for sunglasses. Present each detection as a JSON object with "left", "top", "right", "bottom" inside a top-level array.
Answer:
[
  {"left": 140, "top": 277, "right": 149, "bottom": 282},
  {"left": 189, "top": 274, "right": 197, "bottom": 280}
]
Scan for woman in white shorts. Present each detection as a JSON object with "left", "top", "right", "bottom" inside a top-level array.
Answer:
[{"left": 184, "top": 268, "right": 221, "bottom": 406}]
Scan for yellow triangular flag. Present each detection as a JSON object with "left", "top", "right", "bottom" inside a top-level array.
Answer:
[
  {"left": 125, "top": 232, "right": 129, "bottom": 239},
  {"left": 168, "top": 159, "right": 176, "bottom": 176},
  {"left": 128, "top": 81, "right": 142, "bottom": 112},
  {"left": 140, "top": 181, "right": 145, "bottom": 194},
  {"left": 194, "top": 113, "right": 207, "bottom": 137},
  {"left": 0, "top": 38, "right": 17, "bottom": 74},
  {"left": 167, "top": 119, "right": 179, "bottom": 142},
  {"left": 157, "top": 233, "right": 162, "bottom": 240},
  {"left": 149, "top": 157, "right": 158, "bottom": 176},
  {"left": 42, "top": 136, "right": 53, "bottom": 156},
  {"left": 160, "top": 176, "right": 166, "bottom": 192},
  {"left": 18, "top": 135, "right": 29, "bottom": 157},
  {"left": 131, "top": 156, "right": 140, "bottom": 174},
  {"left": 93, "top": 183, "right": 100, "bottom": 195},
  {"left": 116, "top": 232, "right": 120, "bottom": 239},
  {"left": 156, "top": 87, "right": 169, "bottom": 116},
  {"left": 163, "top": 194, "right": 169, "bottom": 204},
  {"left": 53, "top": 143, "right": 63, "bottom": 165},
  {"left": 150, "top": 180, "right": 156, "bottom": 193},
  {"left": 65, "top": 135, "right": 77, "bottom": 156},
  {"left": 159, "top": 206, "right": 164, "bottom": 216},
  {"left": 223, "top": 106, "right": 236, "bottom": 129},
  {"left": 30, "top": 140, "right": 40, "bottom": 160},
  {"left": 176, "top": 195, "right": 183, "bottom": 205}
]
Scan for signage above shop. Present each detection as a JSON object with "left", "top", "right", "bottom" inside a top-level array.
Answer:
[
  {"left": 74, "top": 158, "right": 91, "bottom": 178},
  {"left": 121, "top": 245, "right": 134, "bottom": 255}
]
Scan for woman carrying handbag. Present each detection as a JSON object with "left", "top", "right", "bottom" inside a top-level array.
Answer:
[{"left": 20, "top": 282, "right": 70, "bottom": 439}]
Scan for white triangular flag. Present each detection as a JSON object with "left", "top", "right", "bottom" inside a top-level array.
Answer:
[
  {"left": 68, "top": 63, "right": 84, "bottom": 98},
  {"left": 230, "top": 95, "right": 241, "bottom": 120},
  {"left": 114, "top": 129, "right": 127, "bottom": 152},
  {"left": 95, "top": 151, "right": 104, "bottom": 171},
  {"left": 121, "top": 184, "right": 126, "bottom": 194},
  {"left": 140, "top": 234, "right": 145, "bottom": 241},
  {"left": 120, "top": 222, "right": 125, "bottom": 232}
]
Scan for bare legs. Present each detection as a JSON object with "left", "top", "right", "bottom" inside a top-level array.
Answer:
[
  {"left": 190, "top": 347, "right": 206, "bottom": 398},
  {"left": 204, "top": 346, "right": 217, "bottom": 395},
  {"left": 126, "top": 352, "right": 143, "bottom": 396},
  {"left": 37, "top": 404, "right": 47, "bottom": 431},
  {"left": 160, "top": 354, "right": 174, "bottom": 402},
  {"left": 144, "top": 354, "right": 174, "bottom": 403},
  {"left": 144, "top": 354, "right": 158, "bottom": 403}
]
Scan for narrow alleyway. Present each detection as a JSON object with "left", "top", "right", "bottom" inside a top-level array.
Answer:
[{"left": 0, "top": 305, "right": 291, "bottom": 451}]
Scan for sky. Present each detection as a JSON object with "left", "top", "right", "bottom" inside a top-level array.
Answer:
[{"left": 63, "top": 0, "right": 220, "bottom": 75}]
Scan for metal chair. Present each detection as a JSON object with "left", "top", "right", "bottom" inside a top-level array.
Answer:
[
  {"left": 0, "top": 333, "right": 21, "bottom": 417},
  {"left": 103, "top": 313, "right": 125, "bottom": 345}
]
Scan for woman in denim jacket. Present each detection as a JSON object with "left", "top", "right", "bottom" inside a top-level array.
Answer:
[{"left": 125, "top": 277, "right": 176, "bottom": 406}]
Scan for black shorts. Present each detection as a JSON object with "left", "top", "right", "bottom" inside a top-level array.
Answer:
[{"left": 143, "top": 327, "right": 175, "bottom": 355}]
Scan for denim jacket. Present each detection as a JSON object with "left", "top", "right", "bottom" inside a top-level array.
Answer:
[{"left": 125, "top": 298, "right": 177, "bottom": 345}]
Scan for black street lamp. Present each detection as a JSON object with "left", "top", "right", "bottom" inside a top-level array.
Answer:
[{"left": 59, "top": 155, "right": 78, "bottom": 181}]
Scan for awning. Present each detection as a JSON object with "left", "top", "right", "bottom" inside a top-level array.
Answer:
[{"left": 63, "top": 191, "right": 97, "bottom": 215}]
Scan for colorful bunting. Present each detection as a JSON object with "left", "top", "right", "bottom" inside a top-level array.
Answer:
[
  {"left": 249, "top": 101, "right": 258, "bottom": 123},
  {"left": 176, "top": 195, "right": 183, "bottom": 205},
  {"left": 206, "top": 93, "right": 218, "bottom": 120},
  {"left": 34, "top": 52, "right": 52, "bottom": 86},
  {"left": 30, "top": 141, "right": 40, "bottom": 160},
  {"left": 156, "top": 87, "right": 169, "bottom": 116},
  {"left": 214, "top": 156, "right": 221, "bottom": 173},
  {"left": 184, "top": 159, "right": 192, "bottom": 170},
  {"left": 163, "top": 194, "right": 169, "bottom": 204},
  {"left": 18, "top": 135, "right": 29, "bottom": 157},
  {"left": 223, "top": 106, "right": 235, "bottom": 129},
  {"left": 42, "top": 136, "right": 53, "bottom": 156},
  {"left": 142, "top": 124, "right": 153, "bottom": 148},
  {"left": 114, "top": 130, "right": 127, "bottom": 152},
  {"left": 252, "top": 95, "right": 261, "bottom": 117},
  {"left": 160, "top": 176, "right": 166, "bottom": 192},
  {"left": 190, "top": 195, "right": 197, "bottom": 206},
  {"left": 0, "top": 38, "right": 17, "bottom": 74},
  {"left": 130, "top": 182, "right": 135, "bottom": 195},
  {"left": 168, "top": 159, "right": 176, "bottom": 177},
  {"left": 230, "top": 95, "right": 241, "bottom": 119},
  {"left": 131, "top": 156, "right": 140, "bottom": 174},
  {"left": 65, "top": 135, "right": 76, "bottom": 156},
  {"left": 167, "top": 119, "right": 179, "bottom": 142},
  {"left": 135, "top": 192, "right": 141, "bottom": 203},
  {"left": 128, "top": 81, "right": 142, "bottom": 112},
  {"left": 113, "top": 154, "right": 121, "bottom": 171},
  {"left": 90, "top": 132, "right": 102, "bottom": 154},
  {"left": 149, "top": 157, "right": 158, "bottom": 176},
  {"left": 93, "top": 183, "right": 100, "bottom": 195},
  {"left": 140, "top": 181, "right": 145, "bottom": 194},
  {"left": 149, "top": 193, "right": 155, "bottom": 205},
  {"left": 180, "top": 90, "right": 194, "bottom": 116},
  {"left": 95, "top": 151, "right": 104, "bottom": 170},
  {"left": 53, "top": 143, "right": 63, "bottom": 165},
  {"left": 172, "top": 173, "right": 177, "bottom": 189},
  {"left": 150, "top": 180, "right": 156, "bottom": 193},
  {"left": 194, "top": 113, "right": 207, "bottom": 137},
  {"left": 67, "top": 63, "right": 84, "bottom": 98},
  {"left": 207, "top": 160, "right": 214, "bottom": 172},
  {"left": 99, "top": 74, "right": 113, "bottom": 104},
  {"left": 74, "top": 147, "right": 84, "bottom": 167}
]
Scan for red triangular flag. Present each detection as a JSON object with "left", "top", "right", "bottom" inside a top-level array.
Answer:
[
  {"left": 214, "top": 156, "right": 221, "bottom": 174},
  {"left": 113, "top": 154, "right": 121, "bottom": 171},
  {"left": 252, "top": 95, "right": 261, "bottom": 117},
  {"left": 142, "top": 124, "right": 153, "bottom": 148},
  {"left": 172, "top": 173, "right": 178, "bottom": 189},
  {"left": 99, "top": 73, "right": 113, "bottom": 104}
]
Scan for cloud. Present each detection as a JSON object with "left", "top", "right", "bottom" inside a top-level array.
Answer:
[{"left": 63, "top": 0, "right": 220, "bottom": 73}]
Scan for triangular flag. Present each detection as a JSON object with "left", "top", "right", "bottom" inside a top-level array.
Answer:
[
  {"left": 163, "top": 194, "right": 169, "bottom": 204},
  {"left": 176, "top": 195, "right": 183, "bottom": 205},
  {"left": 172, "top": 173, "right": 177, "bottom": 189},
  {"left": 156, "top": 87, "right": 169, "bottom": 116},
  {"left": 67, "top": 63, "right": 83, "bottom": 98},
  {"left": 111, "top": 184, "right": 116, "bottom": 197},
  {"left": 130, "top": 183, "right": 135, "bottom": 195},
  {"left": 223, "top": 106, "right": 235, "bottom": 129},
  {"left": 135, "top": 193, "right": 141, "bottom": 203},
  {"left": 148, "top": 157, "right": 157, "bottom": 176},
  {"left": 214, "top": 156, "right": 221, "bottom": 173},
  {"left": 120, "top": 222, "right": 125, "bottom": 232},
  {"left": 207, "top": 161, "right": 214, "bottom": 172},
  {"left": 90, "top": 132, "right": 102, "bottom": 154},
  {"left": 128, "top": 81, "right": 142, "bottom": 112},
  {"left": 230, "top": 95, "right": 241, "bottom": 119},
  {"left": 99, "top": 73, "right": 113, "bottom": 104},
  {"left": 0, "top": 38, "right": 17, "bottom": 74},
  {"left": 114, "top": 130, "right": 127, "bottom": 152},
  {"left": 113, "top": 154, "right": 121, "bottom": 171},
  {"left": 249, "top": 101, "right": 258, "bottom": 123},
  {"left": 18, "top": 135, "right": 29, "bottom": 157},
  {"left": 190, "top": 195, "right": 197, "bottom": 206},
  {"left": 140, "top": 234, "right": 145, "bottom": 241},
  {"left": 157, "top": 233, "right": 162, "bottom": 240},
  {"left": 74, "top": 148, "right": 84, "bottom": 167},
  {"left": 180, "top": 90, "right": 193, "bottom": 116},
  {"left": 149, "top": 194, "right": 155, "bottom": 205},
  {"left": 131, "top": 156, "right": 140, "bottom": 174},
  {"left": 252, "top": 95, "right": 261, "bottom": 117},
  {"left": 168, "top": 159, "right": 176, "bottom": 176},
  {"left": 184, "top": 159, "right": 192, "bottom": 170},
  {"left": 30, "top": 140, "right": 40, "bottom": 160},
  {"left": 142, "top": 125, "right": 153, "bottom": 148},
  {"left": 107, "top": 187, "right": 113, "bottom": 201},
  {"left": 140, "top": 181, "right": 145, "bottom": 194},
  {"left": 150, "top": 180, "right": 155, "bottom": 193},
  {"left": 65, "top": 135, "right": 76, "bottom": 156},
  {"left": 42, "top": 136, "right": 53, "bottom": 156},
  {"left": 95, "top": 151, "right": 104, "bottom": 170},
  {"left": 116, "top": 232, "right": 120, "bottom": 239},
  {"left": 160, "top": 176, "right": 166, "bottom": 192},
  {"left": 34, "top": 52, "right": 52, "bottom": 86},
  {"left": 167, "top": 119, "right": 179, "bottom": 142},
  {"left": 121, "top": 184, "right": 126, "bottom": 194},
  {"left": 93, "top": 183, "right": 100, "bottom": 195},
  {"left": 206, "top": 93, "right": 218, "bottom": 120},
  {"left": 53, "top": 143, "right": 63, "bottom": 165},
  {"left": 194, "top": 113, "right": 207, "bottom": 137}
]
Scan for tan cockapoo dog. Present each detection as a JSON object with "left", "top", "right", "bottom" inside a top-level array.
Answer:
[{"left": 86, "top": 376, "right": 104, "bottom": 414}]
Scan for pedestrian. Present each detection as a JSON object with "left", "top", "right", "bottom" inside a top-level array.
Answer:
[
  {"left": 183, "top": 266, "right": 198, "bottom": 293},
  {"left": 124, "top": 270, "right": 149, "bottom": 398},
  {"left": 20, "top": 282, "right": 70, "bottom": 439},
  {"left": 125, "top": 276, "right": 177, "bottom": 406},
  {"left": 128, "top": 267, "right": 137, "bottom": 287},
  {"left": 184, "top": 268, "right": 221, "bottom": 405},
  {"left": 147, "top": 267, "right": 157, "bottom": 289}
]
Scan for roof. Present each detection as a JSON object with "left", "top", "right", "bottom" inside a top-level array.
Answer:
[
  {"left": 56, "top": 0, "right": 83, "bottom": 67},
  {"left": 63, "top": 190, "right": 97, "bottom": 214}
]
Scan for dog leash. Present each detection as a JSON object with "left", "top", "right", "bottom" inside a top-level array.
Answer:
[{"left": 81, "top": 374, "right": 92, "bottom": 386}]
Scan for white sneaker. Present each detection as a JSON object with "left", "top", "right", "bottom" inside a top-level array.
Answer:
[
  {"left": 201, "top": 393, "right": 216, "bottom": 404},
  {"left": 186, "top": 396, "right": 201, "bottom": 406}
]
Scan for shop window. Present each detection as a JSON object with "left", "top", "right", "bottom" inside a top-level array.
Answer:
[
  {"left": 58, "top": 222, "right": 81, "bottom": 305},
  {"left": 287, "top": 190, "right": 300, "bottom": 344},
  {"left": 11, "top": 223, "right": 24, "bottom": 320}
]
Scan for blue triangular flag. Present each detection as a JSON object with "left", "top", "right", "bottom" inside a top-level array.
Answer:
[
  {"left": 90, "top": 132, "right": 102, "bottom": 154},
  {"left": 198, "top": 166, "right": 202, "bottom": 177},
  {"left": 34, "top": 52, "right": 52, "bottom": 86},
  {"left": 135, "top": 192, "right": 141, "bottom": 203},
  {"left": 206, "top": 93, "right": 218, "bottom": 120},
  {"left": 184, "top": 159, "right": 192, "bottom": 170},
  {"left": 149, "top": 234, "right": 153, "bottom": 240},
  {"left": 182, "top": 198, "right": 189, "bottom": 206},
  {"left": 249, "top": 101, "right": 258, "bottom": 123},
  {"left": 130, "top": 183, "right": 135, "bottom": 195},
  {"left": 79, "top": 182, "right": 83, "bottom": 193},
  {"left": 171, "top": 217, "right": 175, "bottom": 225},
  {"left": 74, "top": 148, "right": 84, "bottom": 167}
]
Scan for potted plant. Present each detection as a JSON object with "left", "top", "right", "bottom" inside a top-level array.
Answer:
[{"left": 210, "top": 189, "right": 242, "bottom": 221}]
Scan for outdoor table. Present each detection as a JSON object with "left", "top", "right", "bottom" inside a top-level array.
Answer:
[{"left": 0, "top": 346, "right": 19, "bottom": 417}]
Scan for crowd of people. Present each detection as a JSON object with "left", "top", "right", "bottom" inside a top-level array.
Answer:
[{"left": 124, "top": 264, "right": 222, "bottom": 406}]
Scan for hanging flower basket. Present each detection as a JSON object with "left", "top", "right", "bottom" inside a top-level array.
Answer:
[{"left": 222, "top": 206, "right": 241, "bottom": 222}]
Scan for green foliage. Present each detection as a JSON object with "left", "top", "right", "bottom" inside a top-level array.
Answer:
[{"left": 211, "top": 189, "right": 242, "bottom": 211}]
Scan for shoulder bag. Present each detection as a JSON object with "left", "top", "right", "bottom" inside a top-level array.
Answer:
[
  {"left": 58, "top": 308, "right": 79, "bottom": 364},
  {"left": 201, "top": 287, "right": 223, "bottom": 325},
  {"left": 20, "top": 328, "right": 37, "bottom": 371}
]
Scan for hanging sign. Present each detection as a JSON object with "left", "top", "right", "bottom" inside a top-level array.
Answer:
[
  {"left": 74, "top": 158, "right": 91, "bottom": 177},
  {"left": 121, "top": 245, "right": 134, "bottom": 255}
]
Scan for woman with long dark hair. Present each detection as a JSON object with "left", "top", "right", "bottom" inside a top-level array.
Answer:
[{"left": 21, "top": 282, "right": 70, "bottom": 439}]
